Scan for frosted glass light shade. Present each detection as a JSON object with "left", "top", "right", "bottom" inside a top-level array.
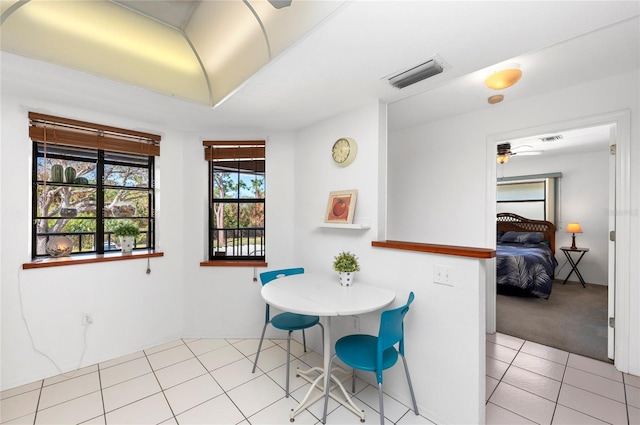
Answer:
[
  {"left": 46, "top": 236, "right": 73, "bottom": 257},
  {"left": 485, "top": 68, "right": 522, "bottom": 90}
]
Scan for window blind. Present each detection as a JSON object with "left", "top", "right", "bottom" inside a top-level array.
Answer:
[
  {"left": 29, "top": 112, "right": 161, "bottom": 156},
  {"left": 203, "top": 140, "right": 265, "bottom": 173}
]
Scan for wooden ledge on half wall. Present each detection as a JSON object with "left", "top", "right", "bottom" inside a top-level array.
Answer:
[
  {"left": 23, "top": 250, "right": 164, "bottom": 269},
  {"left": 372, "top": 240, "right": 495, "bottom": 259}
]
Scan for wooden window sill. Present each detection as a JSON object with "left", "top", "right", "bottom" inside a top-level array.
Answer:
[
  {"left": 23, "top": 250, "right": 164, "bottom": 269},
  {"left": 372, "top": 240, "right": 495, "bottom": 259},
  {"left": 200, "top": 260, "right": 268, "bottom": 267}
]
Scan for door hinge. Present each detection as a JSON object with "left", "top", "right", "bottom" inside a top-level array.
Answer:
[
  {"left": 610, "top": 144, "right": 616, "bottom": 155},
  {"left": 610, "top": 230, "right": 616, "bottom": 242},
  {"left": 609, "top": 317, "right": 615, "bottom": 328}
]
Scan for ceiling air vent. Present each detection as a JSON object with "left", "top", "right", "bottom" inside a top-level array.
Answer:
[
  {"left": 388, "top": 58, "right": 444, "bottom": 89},
  {"left": 539, "top": 135, "right": 563, "bottom": 142}
]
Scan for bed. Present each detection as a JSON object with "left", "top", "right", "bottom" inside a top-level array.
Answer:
[{"left": 496, "top": 213, "right": 558, "bottom": 299}]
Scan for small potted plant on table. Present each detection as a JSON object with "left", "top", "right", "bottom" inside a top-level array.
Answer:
[
  {"left": 112, "top": 220, "right": 139, "bottom": 253},
  {"left": 333, "top": 251, "right": 360, "bottom": 286}
]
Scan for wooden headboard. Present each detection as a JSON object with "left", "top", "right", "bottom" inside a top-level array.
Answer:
[{"left": 497, "top": 213, "right": 556, "bottom": 253}]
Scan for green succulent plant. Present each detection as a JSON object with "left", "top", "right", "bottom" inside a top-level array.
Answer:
[
  {"left": 333, "top": 251, "right": 360, "bottom": 272},
  {"left": 112, "top": 220, "right": 140, "bottom": 237}
]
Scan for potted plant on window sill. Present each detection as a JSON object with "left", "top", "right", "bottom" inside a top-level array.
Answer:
[
  {"left": 112, "top": 221, "right": 139, "bottom": 253},
  {"left": 333, "top": 251, "right": 360, "bottom": 287}
]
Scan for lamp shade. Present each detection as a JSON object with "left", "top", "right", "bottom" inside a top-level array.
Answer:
[
  {"left": 46, "top": 236, "right": 73, "bottom": 257},
  {"left": 566, "top": 223, "right": 582, "bottom": 233}
]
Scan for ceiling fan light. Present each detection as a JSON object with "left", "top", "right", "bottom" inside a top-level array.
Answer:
[
  {"left": 496, "top": 153, "right": 511, "bottom": 164},
  {"left": 485, "top": 68, "right": 522, "bottom": 90}
]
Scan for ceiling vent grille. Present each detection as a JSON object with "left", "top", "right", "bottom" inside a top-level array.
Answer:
[
  {"left": 388, "top": 59, "right": 444, "bottom": 89},
  {"left": 539, "top": 135, "right": 563, "bottom": 142}
]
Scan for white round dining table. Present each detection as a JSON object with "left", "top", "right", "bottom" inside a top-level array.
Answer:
[{"left": 261, "top": 272, "right": 396, "bottom": 421}]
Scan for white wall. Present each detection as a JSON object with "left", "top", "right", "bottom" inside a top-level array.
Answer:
[
  {"left": 292, "top": 102, "right": 486, "bottom": 424},
  {"left": 180, "top": 129, "right": 299, "bottom": 339},
  {"left": 501, "top": 149, "right": 610, "bottom": 285},
  {"left": 0, "top": 91, "right": 185, "bottom": 389},
  {"left": 388, "top": 70, "right": 640, "bottom": 376}
]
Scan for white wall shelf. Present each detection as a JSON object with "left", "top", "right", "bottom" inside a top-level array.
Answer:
[{"left": 319, "top": 223, "right": 370, "bottom": 229}]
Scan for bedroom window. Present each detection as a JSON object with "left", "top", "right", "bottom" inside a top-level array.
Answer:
[
  {"left": 204, "top": 140, "right": 265, "bottom": 261},
  {"left": 497, "top": 175, "right": 558, "bottom": 223},
  {"left": 29, "top": 112, "right": 159, "bottom": 258}
]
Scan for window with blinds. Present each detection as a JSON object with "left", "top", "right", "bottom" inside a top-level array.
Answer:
[
  {"left": 204, "top": 140, "right": 265, "bottom": 261},
  {"left": 497, "top": 175, "right": 558, "bottom": 223},
  {"left": 29, "top": 112, "right": 159, "bottom": 258}
]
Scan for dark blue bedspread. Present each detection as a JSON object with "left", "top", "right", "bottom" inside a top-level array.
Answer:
[{"left": 496, "top": 242, "right": 558, "bottom": 299}]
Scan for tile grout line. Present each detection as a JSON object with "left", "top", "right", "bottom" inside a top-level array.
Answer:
[
  {"left": 232, "top": 338, "right": 307, "bottom": 423},
  {"left": 622, "top": 373, "right": 630, "bottom": 425},
  {"left": 184, "top": 337, "right": 253, "bottom": 424},
  {"left": 487, "top": 338, "right": 556, "bottom": 424},
  {"left": 97, "top": 363, "right": 106, "bottom": 424},
  {"left": 30, "top": 380, "right": 44, "bottom": 425},
  {"left": 549, "top": 352, "right": 569, "bottom": 425},
  {"left": 143, "top": 343, "right": 178, "bottom": 424}
]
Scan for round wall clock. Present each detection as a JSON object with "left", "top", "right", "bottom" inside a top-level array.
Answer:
[{"left": 331, "top": 137, "right": 357, "bottom": 167}]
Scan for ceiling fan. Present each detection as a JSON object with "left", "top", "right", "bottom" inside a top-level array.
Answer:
[{"left": 496, "top": 142, "right": 541, "bottom": 164}]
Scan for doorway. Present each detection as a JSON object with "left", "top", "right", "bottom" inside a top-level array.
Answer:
[{"left": 485, "top": 110, "right": 632, "bottom": 371}]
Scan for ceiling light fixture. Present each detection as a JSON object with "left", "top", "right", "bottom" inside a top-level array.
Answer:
[
  {"left": 485, "top": 64, "right": 522, "bottom": 90},
  {"left": 267, "top": 0, "right": 293, "bottom": 8},
  {"left": 388, "top": 58, "right": 444, "bottom": 89},
  {"left": 488, "top": 95, "right": 504, "bottom": 104}
]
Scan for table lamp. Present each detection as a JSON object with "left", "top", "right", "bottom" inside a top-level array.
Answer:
[
  {"left": 566, "top": 223, "right": 582, "bottom": 250},
  {"left": 46, "top": 236, "right": 73, "bottom": 257}
]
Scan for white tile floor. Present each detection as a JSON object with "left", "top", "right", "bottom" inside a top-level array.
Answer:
[
  {"left": 486, "top": 333, "right": 640, "bottom": 425},
  {"left": 1, "top": 334, "right": 638, "bottom": 424},
  {"left": 0, "top": 337, "right": 429, "bottom": 425}
]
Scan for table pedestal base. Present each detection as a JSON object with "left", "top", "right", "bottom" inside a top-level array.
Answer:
[{"left": 290, "top": 365, "right": 365, "bottom": 422}]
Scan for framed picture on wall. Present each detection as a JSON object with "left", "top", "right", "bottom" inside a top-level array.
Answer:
[{"left": 325, "top": 190, "right": 357, "bottom": 224}]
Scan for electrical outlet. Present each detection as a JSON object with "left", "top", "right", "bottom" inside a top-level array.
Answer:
[
  {"left": 434, "top": 265, "right": 453, "bottom": 286},
  {"left": 82, "top": 312, "right": 94, "bottom": 326}
]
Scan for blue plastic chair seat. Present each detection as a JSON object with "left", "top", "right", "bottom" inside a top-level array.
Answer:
[
  {"left": 271, "top": 312, "right": 320, "bottom": 331},
  {"left": 335, "top": 334, "right": 398, "bottom": 373}
]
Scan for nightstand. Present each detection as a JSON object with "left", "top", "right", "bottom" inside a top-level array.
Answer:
[{"left": 560, "top": 247, "right": 589, "bottom": 287}]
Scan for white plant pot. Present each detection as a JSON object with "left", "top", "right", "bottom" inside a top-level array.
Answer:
[
  {"left": 119, "top": 236, "right": 135, "bottom": 253},
  {"left": 338, "top": 271, "right": 355, "bottom": 287}
]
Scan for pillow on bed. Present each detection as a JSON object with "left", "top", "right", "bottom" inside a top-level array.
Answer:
[
  {"left": 500, "top": 231, "right": 544, "bottom": 244},
  {"left": 497, "top": 230, "right": 505, "bottom": 242}
]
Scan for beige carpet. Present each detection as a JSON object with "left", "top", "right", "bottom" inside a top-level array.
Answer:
[{"left": 496, "top": 280, "right": 609, "bottom": 362}]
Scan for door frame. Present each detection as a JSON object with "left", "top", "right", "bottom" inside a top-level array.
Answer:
[{"left": 485, "top": 110, "right": 631, "bottom": 373}]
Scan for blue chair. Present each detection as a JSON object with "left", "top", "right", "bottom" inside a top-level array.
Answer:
[
  {"left": 322, "top": 292, "right": 418, "bottom": 425},
  {"left": 251, "top": 267, "right": 324, "bottom": 397}
]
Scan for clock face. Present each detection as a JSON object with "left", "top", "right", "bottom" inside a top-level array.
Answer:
[{"left": 332, "top": 137, "right": 357, "bottom": 166}]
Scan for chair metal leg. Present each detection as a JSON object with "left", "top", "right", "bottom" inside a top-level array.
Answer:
[
  {"left": 302, "top": 329, "right": 307, "bottom": 352},
  {"left": 252, "top": 322, "right": 269, "bottom": 373},
  {"left": 321, "top": 354, "right": 338, "bottom": 424},
  {"left": 351, "top": 368, "right": 356, "bottom": 393},
  {"left": 378, "top": 382, "right": 385, "bottom": 425},
  {"left": 286, "top": 330, "right": 293, "bottom": 397},
  {"left": 400, "top": 354, "right": 419, "bottom": 415}
]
